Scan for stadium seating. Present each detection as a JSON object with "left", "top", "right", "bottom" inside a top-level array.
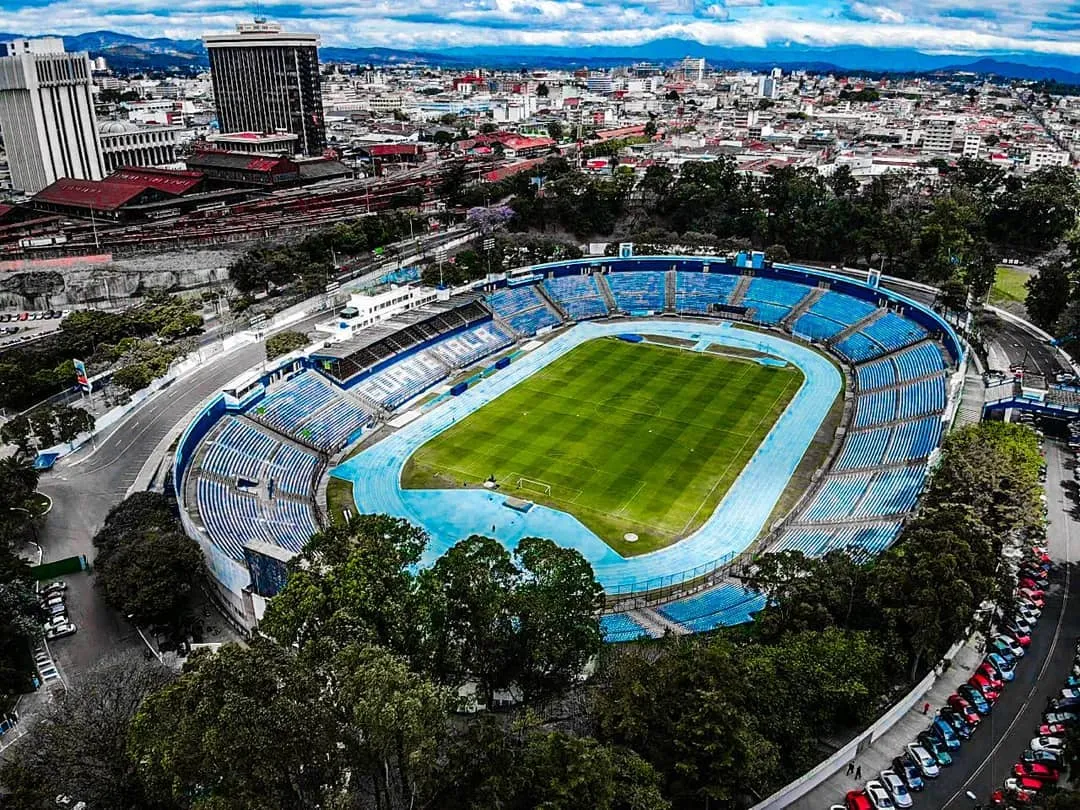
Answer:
[
  {"left": 249, "top": 371, "right": 371, "bottom": 453},
  {"left": 353, "top": 351, "right": 449, "bottom": 410},
  {"left": 834, "top": 426, "right": 892, "bottom": 470},
  {"left": 742, "top": 277, "right": 812, "bottom": 323},
  {"left": 268, "top": 444, "right": 320, "bottom": 497},
  {"left": 855, "top": 341, "right": 947, "bottom": 391},
  {"left": 201, "top": 418, "right": 320, "bottom": 498},
  {"left": 810, "top": 291, "right": 877, "bottom": 324},
  {"left": 854, "top": 389, "right": 898, "bottom": 428},
  {"left": 486, "top": 285, "right": 562, "bottom": 335},
  {"left": 606, "top": 271, "right": 667, "bottom": 311},
  {"left": 882, "top": 416, "right": 940, "bottom": 464},
  {"left": 774, "top": 522, "right": 903, "bottom": 559},
  {"left": 896, "top": 375, "right": 946, "bottom": 420},
  {"left": 837, "top": 312, "right": 928, "bottom": 362},
  {"left": 543, "top": 275, "right": 610, "bottom": 321},
  {"left": 793, "top": 312, "right": 845, "bottom": 341},
  {"left": 600, "top": 612, "right": 653, "bottom": 643},
  {"left": 856, "top": 356, "right": 898, "bottom": 391},
  {"left": 429, "top": 323, "right": 514, "bottom": 369},
  {"left": 852, "top": 466, "right": 925, "bottom": 518},
  {"left": 656, "top": 581, "right": 767, "bottom": 633},
  {"left": 801, "top": 473, "right": 875, "bottom": 521},
  {"left": 196, "top": 476, "right": 319, "bottom": 559},
  {"left": 674, "top": 272, "right": 739, "bottom": 314}
]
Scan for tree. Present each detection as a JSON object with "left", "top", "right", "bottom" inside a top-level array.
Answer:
[
  {"left": 112, "top": 362, "right": 155, "bottom": 394},
  {"left": 92, "top": 493, "right": 204, "bottom": 638},
  {"left": 536, "top": 82, "right": 550, "bottom": 98},
  {"left": 265, "top": 330, "right": 310, "bottom": 360},
  {"left": 130, "top": 640, "right": 343, "bottom": 810},
  {"left": 1026, "top": 260, "right": 1072, "bottom": 331},
  {"left": 0, "top": 654, "right": 176, "bottom": 810},
  {"left": 0, "top": 546, "right": 43, "bottom": 696},
  {"left": 467, "top": 204, "right": 515, "bottom": 234},
  {"left": 643, "top": 120, "right": 657, "bottom": 139},
  {"left": 547, "top": 121, "right": 564, "bottom": 142}
]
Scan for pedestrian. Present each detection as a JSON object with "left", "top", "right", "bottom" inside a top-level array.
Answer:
[
  {"left": 847, "top": 761, "right": 855, "bottom": 776},
  {"left": 855, "top": 765, "right": 862, "bottom": 781},
  {"left": 923, "top": 701, "right": 930, "bottom": 714}
]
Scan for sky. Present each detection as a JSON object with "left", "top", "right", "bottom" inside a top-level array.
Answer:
[{"left": 1, "top": 0, "right": 1080, "bottom": 58}]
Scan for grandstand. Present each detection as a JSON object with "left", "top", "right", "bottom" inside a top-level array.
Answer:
[
  {"left": 606, "top": 271, "right": 667, "bottom": 312},
  {"left": 542, "top": 274, "right": 610, "bottom": 321},
  {"left": 175, "top": 256, "right": 963, "bottom": 637}
]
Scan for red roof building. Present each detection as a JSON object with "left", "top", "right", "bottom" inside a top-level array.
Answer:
[
  {"left": 106, "top": 167, "right": 206, "bottom": 196},
  {"left": 31, "top": 178, "right": 167, "bottom": 219}
]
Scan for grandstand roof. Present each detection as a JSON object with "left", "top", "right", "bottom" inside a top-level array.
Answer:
[{"left": 313, "top": 293, "right": 483, "bottom": 360}]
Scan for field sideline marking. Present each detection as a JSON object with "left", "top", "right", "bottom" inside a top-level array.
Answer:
[{"left": 679, "top": 373, "right": 801, "bottom": 536}]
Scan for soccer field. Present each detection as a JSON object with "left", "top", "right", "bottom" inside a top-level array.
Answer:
[{"left": 402, "top": 337, "right": 802, "bottom": 555}]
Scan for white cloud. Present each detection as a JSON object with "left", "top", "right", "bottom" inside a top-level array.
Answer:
[{"left": 0, "top": 0, "right": 1079, "bottom": 58}]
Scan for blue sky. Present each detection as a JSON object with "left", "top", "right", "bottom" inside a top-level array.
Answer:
[{"left": 2, "top": 0, "right": 1080, "bottom": 57}]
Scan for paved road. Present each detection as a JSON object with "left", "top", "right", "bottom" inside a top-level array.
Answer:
[
  {"left": 36, "top": 339, "right": 264, "bottom": 681},
  {"left": 921, "top": 442, "right": 1077, "bottom": 808}
]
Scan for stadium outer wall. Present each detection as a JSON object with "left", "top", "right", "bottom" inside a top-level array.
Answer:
[{"left": 173, "top": 255, "right": 965, "bottom": 630}]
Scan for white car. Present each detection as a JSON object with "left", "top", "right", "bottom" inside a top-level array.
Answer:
[
  {"left": 43, "top": 616, "right": 67, "bottom": 630},
  {"left": 865, "top": 780, "right": 895, "bottom": 810},
  {"left": 40, "top": 580, "right": 67, "bottom": 593},
  {"left": 1017, "top": 602, "right": 1041, "bottom": 621},
  {"left": 39, "top": 594, "right": 63, "bottom": 608},
  {"left": 44, "top": 622, "right": 75, "bottom": 640},
  {"left": 879, "top": 771, "right": 912, "bottom": 808},
  {"left": 905, "top": 743, "right": 940, "bottom": 778},
  {"left": 995, "top": 635, "right": 1025, "bottom": 658},
  {"left": 1062, "top": 688, "right": 1080, "bottom": 700},
  {"left": 1030, "top": 736, "right": 1065, "bottom": 753},
  {"left": 1012, "top": 616, "right": 1033, "bottom": 635}
]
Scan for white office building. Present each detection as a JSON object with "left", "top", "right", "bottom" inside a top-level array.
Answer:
[{"left": 0, "top": 38, "right": 104, "bottom": 194}]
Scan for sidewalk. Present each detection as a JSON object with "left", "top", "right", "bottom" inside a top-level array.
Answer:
[{"left": 790, "top": 634, "right": 987, "bottom": 809}]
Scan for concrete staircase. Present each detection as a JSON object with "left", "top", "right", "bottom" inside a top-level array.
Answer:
[
  {"left": 664, "top": 270, "right": 677, "bottom": 312},
  {"left": 632, "top": 606, "right": 689, "bottom": 636},
  {"left": 827, "top": 307, "right": 886, "bottom": 346},
  {"left": 781, "top": 286, "right": 825, "bottom": 330},
  {"left": 596, "top": 273, "right": 618, "bottom": 312},
  {"left": 729, "top": 273, "right": 752, "bottom": 306},
  {"left": 535, "top": 282, "right": 569, "bottom": 320}
]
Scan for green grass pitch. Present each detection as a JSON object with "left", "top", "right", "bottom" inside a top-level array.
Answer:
[{"left": 401, "top": 337, "right": 802, "bottom": 556}]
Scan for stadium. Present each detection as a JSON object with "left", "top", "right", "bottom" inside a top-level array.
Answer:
[{"left": 173, "top": 252, "right": 965, "bottom": 641}]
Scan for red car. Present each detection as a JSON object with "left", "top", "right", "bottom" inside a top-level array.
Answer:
[
  {"left": 970, "top": 674, "right": 1001, "bottom": 701},
  {"left": 976, "top": 663, "right": 1005, "bottom": 690},
  {"left": 1038, "top": 723, "right": 1066, "bottom": 737},
  {"left": 845, "top": 790, "right": 872, "bottom": 810},
  {"left": 1006, "top": 627, "right": 1032, "bottom": 648},
  {"left": 1014, "top": 762, "right": 1060, "bottom": 783},
  {"left": 1019, "top": 585, "right": 1045, "bottom": 600},
  {"left": 947, "top": 694, "right": 981, "bottom": 725},
  {"left": 1020, "top": 591, "right": 1045, "bottom": 608},
  {"left": 1007, "top": 776, "right": 1045, "bottom": 794}
]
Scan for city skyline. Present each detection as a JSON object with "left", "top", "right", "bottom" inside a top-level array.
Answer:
[{"left": 0, "top": 0, "right": 1078, "bottom": 62}]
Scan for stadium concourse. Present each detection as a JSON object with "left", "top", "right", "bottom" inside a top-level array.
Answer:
[{"left": 173, "top": 254, "right": 964, "bottom": 639}]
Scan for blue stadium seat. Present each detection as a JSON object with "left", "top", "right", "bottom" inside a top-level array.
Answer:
[
  {"left": 249, "top": 371, "right": 371, "bottom": 452},
  {"left": 486, "top": 285, "right": 563, "bottom": 336},
  {"left": 600, "top": 613, "right": 653, "bottom": 643},
  {"left": 674, "top": 272, "right": 739, "bottom": 314},
  {"left": 742, "top": 277, "right": 813, "bottom": 324},
  {"left": 656, "top": 581, "right": 767, "bottom": 633},
  {"left": 543, "top": 275, "right": 610, "bottom": 321},
  {"left": 606, "top": 271, "right": 666, "bottom": 311}
]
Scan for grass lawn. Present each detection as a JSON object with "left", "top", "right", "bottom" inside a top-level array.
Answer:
[
  {"left": 402, "top": 337, "right": 802, "bottom": 555},
  {"left": 325, "top": 476, "right": 355, "bottom": 527},
  {"left": 989, "top": 265, "right": 1029, "bottom": 306}
]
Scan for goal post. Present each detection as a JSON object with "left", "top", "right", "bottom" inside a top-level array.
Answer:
[{"left": 516, "top": 477, "right": 552, "bottom": 496}]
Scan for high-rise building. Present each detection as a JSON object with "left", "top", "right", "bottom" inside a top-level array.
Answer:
[
  {"left": 0, "top": 38, "right": 104, "bottom": 194},
  {"left": 204, "top": 20, "right": 325, "bottom": 156}
]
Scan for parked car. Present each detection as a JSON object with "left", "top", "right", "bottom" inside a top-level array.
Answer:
[
  {"left": 38, "top": 594, "right": 63, "bottom": 608},
  {"left": 1061, "top": 688, "right": 1080, "bottom": 700},
  {"left": 1005, "top": 625, "right": 1032, "bottom": 648},
  {"left": 879, "top": 770, "right": 913, "bottom": 808},
  {"left": 1020, "top": 748, "right": 1061, "bottom": 767},
  {"left": 1018, "top": 588, "right": 1045, "bottom": 607},
  {"left": 890, "top": 756, "right": 924, "bottom": 791},
  {"left": 40, "top": 581, "right": 67, "bottom": 594},
  {"left": 939, "top": 709, "right": 973, "bottom": 740},
  {"left": 930, "top": 717, "right": 961, "bottom": 750},
  {"left": 44, "top": 622, "right": 75, "bottom": 640},
  {"left": 1014, "top": 762, "right": 1060, "bottom": 783},
  {"left": 1049, "top": 696, "right": 1080, "bottom": 712},
  {"left": 947, "top": 694, "right": 981, "bottom": 726},
  {"left": 845, "top": 790, "right": 873, "bottom": 810},
  {"left": 864, "top": 780, "right": 894, "bottom": 810},
  {"left": 1005, "top": 776, "right": 1045, "bottom": 794},
  {"left": 977, "top": 662, "right": 1006, "bottom": 689},
  {"left": 1039, "top": 723, "right": 1067, "bottom": 737},
  {"left": 1043, "top": 712, "right": 1078, "bottom": 726},
  {"left": 916, "top": 732, "right": 953, "bottom": 766},
  {"left": 1029, "top": 736, "right": 1065, "bottom": 754},
  {"left": 958, "top": 684, "right": 992, "bottom": 714},
  {"left": 970, "top": 674, "right": 1001, "bottom": 702},
  {"left": 993, "top": 635, "right": 1025, "bottom": 659},
  {"left": 43, "top": 615, "right": 67, "bottom": 630},
  {"left": 46, "top": 604, "right": 66, "bottom": 617},
  {"left": 987, "top": 653, "right": 1016, "bottom": 681},
  {"left": 905, "top": 743, "right": 940, "bottom": 778},
  {"left": 1017, "top": 603, "right": 1041, "bottom": 623}
]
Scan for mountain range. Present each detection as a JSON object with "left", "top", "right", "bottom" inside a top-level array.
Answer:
[{"left": 6, "top": 29, "right": 1080, "bottom": 85}]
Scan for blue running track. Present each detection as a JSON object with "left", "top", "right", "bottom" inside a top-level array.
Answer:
[{"left": 331, "top": 320, "right": 842, "bottom": 593}]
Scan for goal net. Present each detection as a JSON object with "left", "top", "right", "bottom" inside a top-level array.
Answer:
[{"left": 516, "top": 477, "right": 552, "bottom": 496}]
